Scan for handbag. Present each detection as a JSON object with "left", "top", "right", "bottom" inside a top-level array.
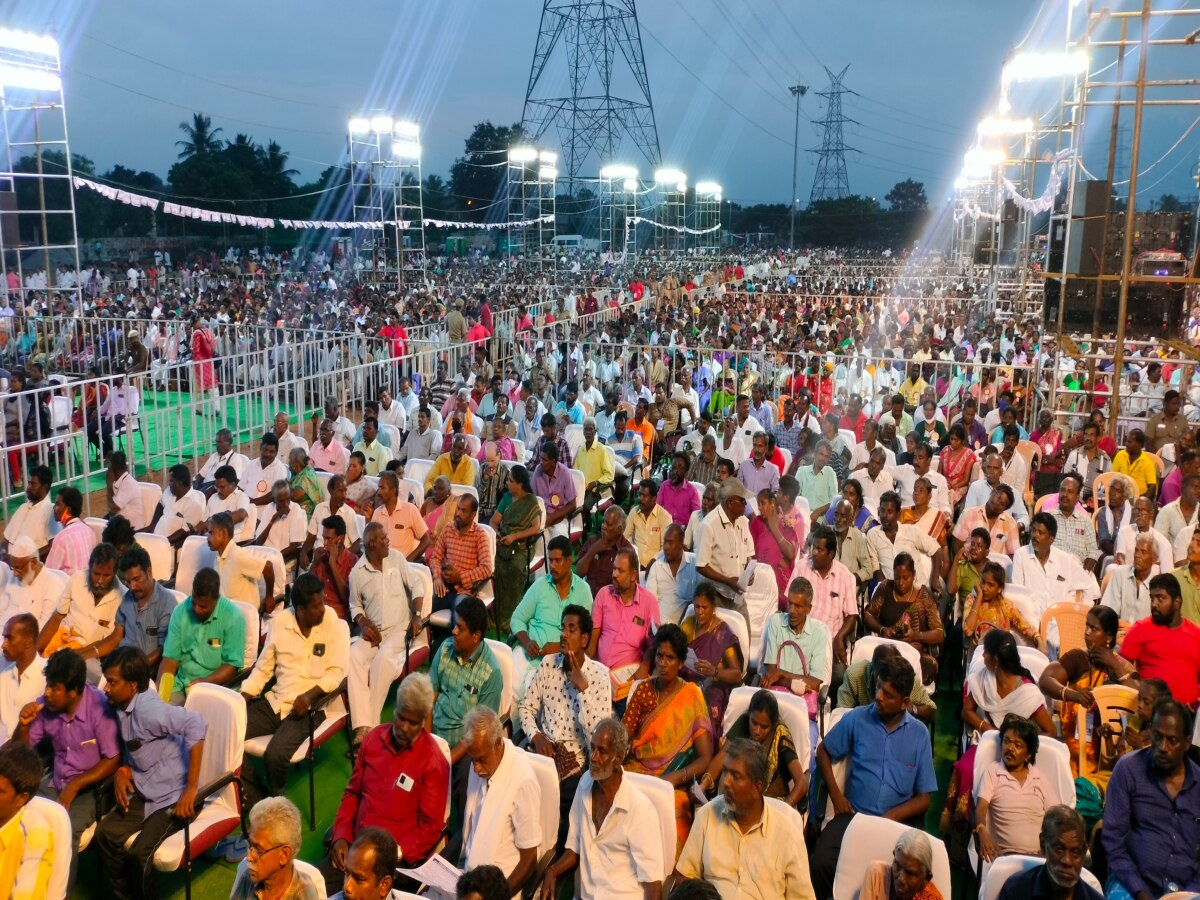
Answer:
[{"left": 770, "top": 638, "right": 819, "bottom": 718}]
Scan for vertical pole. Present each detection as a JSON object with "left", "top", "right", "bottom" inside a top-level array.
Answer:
[
  {"left": 1109, "top": 0, "right": 1151, "bottom": 439},
  {"left": 789, "top": 83, "right": 806, "bottom": 249},
  {"left": 1091, "top": 16, "right": 1127, "bottom": 344}
]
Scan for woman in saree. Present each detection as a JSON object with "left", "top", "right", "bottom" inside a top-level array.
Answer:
[
  {"left": 939, "top": 423, "right": 976, "bottom": 508},
  {"left": 823, "top": 478, "right": 878, "bottom": 531},
  {"left": 679, "top": 583, "right": 744, "bottom": 732},
  {"left": 699, "top": 688, "right": 807, "bottom": 808},
  {"left": 1037, "top": 604, "right": 1138, "bottom": 782},
  {"left": 421, "top": 475, "right": 459, "bottom": 565},
  {"left": 191, "top": 315, "right": 219, "bottom": 412},
  {"left": 864, "top": 552, "right": 944, "bottom": 683},
  {"left": 623, "top": 624, "right": 714, "bottom": 853},
  {"left": 1030, "top": 408, "right": 1067, "bottom": 496},
  {"left": 285, "top": 447, "right": 322, "bottom": 517},
  {"left": 490, "top": 464, "right": 542, "bottom": 633},
  {"left": 862, "top": 830, "right": 944, "bottom": 900},
  {"left": 901, "top": 477, "right": 950, "bottom": 550},
  {"left": 941, "top": 629, "right": 1054, "bottom": 843}
]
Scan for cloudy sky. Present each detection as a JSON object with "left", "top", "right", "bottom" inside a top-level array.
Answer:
[{"left": 6, "top": 0, "right": 1199, "bottom": 209}]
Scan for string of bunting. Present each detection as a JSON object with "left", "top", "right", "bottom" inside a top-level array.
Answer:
[
  {"left": 626, "top": 216, "right": 721, "bottom": 235},
  {"left": 73, "top": 177, "right": 554, "bottom": 231}
]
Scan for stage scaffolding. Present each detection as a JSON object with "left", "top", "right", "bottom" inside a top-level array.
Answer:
[
  {"left": 0, "top": 29, "right": 82, "bottom": 328},
  {"left": 654, "top": 168, "right": 686, "bottom": 255},
  {"left": 599, "top": 164, "right": 638, "bottom": 260},
  {"left": 505, "top": 146, "right": 557, "bottom": 275},
  {"left": 693, "top": 181, "right": 723, "bottom": 255}
]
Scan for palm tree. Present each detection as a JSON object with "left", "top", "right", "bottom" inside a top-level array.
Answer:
[
  {"left": 176, "top": 113, "right": 224, "bottom": 159},
  {"left": 261, "top": 140, "right": 299, "bottom": 195}
]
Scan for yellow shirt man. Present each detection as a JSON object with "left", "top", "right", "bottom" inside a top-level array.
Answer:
[
  {"left": 625, "top": 501, "right": 673, "bottom": 567},
  {"left": 1112, "top": 448, "right": 1158, "bottom": 498},
  {"left": 0, "top": 804, "right": 54, "bottom": 900}
]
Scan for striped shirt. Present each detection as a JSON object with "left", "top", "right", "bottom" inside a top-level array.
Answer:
[
  {"left": 428, "top": 522, "right": 493, "bottom": 590},
  {"left": 45, "top": 517, "right": 95, "bottom": 577},
  {"left": 429, "top": 639, "right": 503, "bottom": 746}
]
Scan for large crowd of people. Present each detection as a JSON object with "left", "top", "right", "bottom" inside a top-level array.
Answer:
[{"left": 0, "top": 245, "right": 1198, "bottom": 900}]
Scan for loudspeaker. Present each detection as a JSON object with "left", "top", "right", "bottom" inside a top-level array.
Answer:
[{"left": 1065, "top": 217, "right": 1106, "bottom": 276}]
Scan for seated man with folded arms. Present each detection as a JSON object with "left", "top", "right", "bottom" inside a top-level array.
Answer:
[
  {"left": 459, "top": 705, "right": 542, "bottom": 896},
  {"left": 519, "top": 605, "right": 612, "bottom": 848},
  {"left": 322, "top": 674, "right": 449, "bottom": 895},
  {"left": 157, "top": 567, "right": 246, "bottom": 704},
  {"left": 541, "top": 718, "right": 664, "bottom": 900},
  {"left": 38, "top": 542, "right": 122, "bottom": 684},
  {"left": 15, "top": 648, "right": 120, "bottom": 893},
  {"left": 239, "top": 573, "right": 350, "bottom": 809},
  {"left": 144, "top": 464, "right": 206, "bottom": 548},
  {"left": 810, "top": 656, "right": 937, "bottom": 900},
  {"left": 95, "top": 646, "right": 207, "bottom": 900}
]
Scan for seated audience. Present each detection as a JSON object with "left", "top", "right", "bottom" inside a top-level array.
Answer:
[
  {"left": 995, "top": 806, "right": 1101, "bottom": 900},
  {"left": 625, "top": 479, "right": 673, "bottom": 569},
  {"left": 861, "top": 830, "right": 943, "bottom": 900},
  {"left": 646, "top": 523, "right": 699, "bottom": 625},
  {"left": 577, "top": 506, "right": 633, "bottom": 596},
  {"left": 700, "top": 689, "right": 807, "bottom": 809},
  {"left": 975, "top": 713, "right": 1060, "bottom": 861},
  {"left": 39, "top": 542, "right": 122, "bottom": 683},
  {"left": 204, "top": 465, "right": 257, "bottom": 544},
  {"left": 229, "top": 797, "right": 321, "bottom": 900},
  {"left": 0, "top": 464, "right": 53, "bottom": 558},
  {"left": 46, "top": 487, "right": 95, "bottom": 576},
  {"left": 863, "top": 551, "right": 944, "bottom": 683},
  {"left": 589, "top": 547, "right": 659, "bottom": 699},
  {"left": 429, "top": 494, "right": 494, "bottom": 616},
  {"left": 242, "top": 432, "right": 289, "bottom": 507},
  {"left": 254, "top": 479, "right": 307, "bottom": 579},
  {"left": 371, "top": 470, "right": 430, "bottom": 560},
  {"left": 328, "top": 827, "right": 399, "bottom": 900},
  {"left": 679, "top": 583, "right": 744, "bottom": 733},
  {"left": 1119, "top": 572, "right": 1200, "bottom": 709},
  {"left": 158, "top": 567, "right": 246, "bottom": 703},
  {"left": 0, "top": 741, "right": 54, "bottom": 899},
  {"left": 838, "top": 642, "right": 937, "bottom": 723}
]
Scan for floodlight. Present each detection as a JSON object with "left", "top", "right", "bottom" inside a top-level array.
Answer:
[
  {"left": 601, "top": 164, "right": 638, "bottom": 180},
  {"left": 622, "top": 177, "right": 638, "bottom": 192},
  {"left": 509, "top": 146, "right": 538, "bottom": 163},
  {"left": 654, "top": 168, "right": 686, "bottom": 184},
  {"left": 393, "top": 120, "right": 419, "bottom": 138},
  {"left": 348, "top": 117, "right": 371, "bottom": 135},
  {"left": 964, "top": 148, "right": 1006, "bottom": 169},
  {"left": 538, "top": 150, "right": 557, "bottom": 164},
  {"left": 369, "top": 115, "right": 394, "bottom": 134},
  {"left": 0, "top": 29, "right": 59, "bottom": 56},
  {"left": 393, "top": 140, "right": 421, "bottom": 159},
  {"left": 0, "top": 64, "right": 61, "bottom": 92},
  {"left": 1002, "top": 50, "right": 1088, "bottom": 83},
  {"left": 977, "top": 116, "right": 1034, "bottom": 136},
  {"left": 538, "top": 165, "right": 558, "bottom": 181},
  {"left": 695, "top": 181, "right": 722, "bottom": 196}
]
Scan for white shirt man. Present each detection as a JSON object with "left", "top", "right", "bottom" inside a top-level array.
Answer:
[
  {"left": 849, "top": 442, "right": 896, "bottom": 470},
  {"left": 307, "top": 499, "right": 360, "bottom": 547},
  {"left": 697, "top": 494, "right": 755, "bottom": 609},
  {"left": 645, "top": 550, "right": 699, "bottom": 625},
  {"left": 893, "top": 464, "right": 952, "bottom": 516},
  {"left": 564, "top": 767, "right": 663, "bottom": 900},
  {"left": 111, "top": 471, "right": 147, "bottom": 530},
  {"left": 866, "top": 524, "right": 940, "bottom": 585},
  {"left": 0, "top": 637, "right": 45, "bottom": 742},
  {"left": 377, "top": 396, "right": 408, "bottom": 432},
  {"left": 1101, "top": 562, "right": 1160, "bottom": 622},
  {"left": 346, "top": 544, "right": 426, "bottom": 732},
  {"left": 240, "top": 455, "right": 288, "bottom": 504},
  {"left": 1011, "top": 543, "right": 1100, "bottom": 612},
  {"left": 153, "top": 488, "right": 206, "bottom": 539},
  {"left": 240, "top": 604, "right": 350, "bottom": 717},
  {"left": 196, "top": 448, "right": 248, "bottom": 484},
  {"left": 207, "top": 486, "right": 256, "bottom": 544},
  {"left": 462, "top": 736, "right": 543, "bottom": 887},
  {"left": 0, "top": 554, "right": 63, "bottom": 630},
  {"left": 3, "top": 491, "right": 53, "bottom": 554},
  {"left": 254, "top": 500, "right": 307, "bottom": 576},
  {"left": 216, "top": 538, "right": 265, "bottom": 606}
]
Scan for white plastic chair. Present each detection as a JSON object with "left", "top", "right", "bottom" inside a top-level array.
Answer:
[
  {"left": 525, "top": 752, "right": 560, "bottom": 877},
  {"left": 135, "top": 533, "right": 174, "bottom": 580},
  {"left": 624, "top": 771, "right": 677, "bottom": 876},
  {"left": 744, "top": 564, "right": 782, "bottom": 659},
  {"left": 564, "top": 423, "right": 585, "bottom": 460},
  {"left": 979, "top": 855, "right": 1103, "bottom": 900},
  {"left": 1002, "top": 583, "right": 1042, "bottom": 633},
  {"left": 84, "top": 516, "right": 107, "bottom": 543},
  {"left": 832, "top": 814, "right": 952, "bottom": 900},
  {"left": 402, "top": 477, "right": 424, "bottom": 506},
  {"left": 967, "top": 644, "right": 1051, "bottom": 685},
  {"left": 232, "top": 599, "right": 261, "bottom": 671},
  {"left": 379, "top": 424, "right": 403, "bottom": 460},
  {"left": 174, "top": 535, "right": 217, "bottom": 596},
  {"left": 485, "top": 638, "right": 515, "bottom": 721},
  {"left": 450, "top": 483, "right": 479, "bottom": 501},
  {"left": 138, "top": 482, "right": 164, "bottom": 527},
  {"left": 405, "top": 458, "right": 433, "bottom": 488},
  {"left": 242, "top": 544, "right": 287, "bottom": 604},
  {"left": 819, "top": 706, "right": 851, "bottom": 820},
  {"left": 851, "top": 635, "right": 923, "bottom": 681},
  {"left": 988, "top": 552, "right": 1014, "bottom": 577},
  {"left": 151, "top": 684, "right": 247, "bottom": 888},
  {"left": 315, "top": 470, "right": 333, "bottom": 501},
  {"left": 779, "top": 446, "right": 792, "bottom": 473}
]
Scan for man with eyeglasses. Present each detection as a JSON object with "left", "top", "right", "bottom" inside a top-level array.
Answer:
[{"left": 230, "top": 796, "right": 321, "bottom": 899}]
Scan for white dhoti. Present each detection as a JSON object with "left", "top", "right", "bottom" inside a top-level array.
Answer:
[{"left": 347, "top": 630, "right": 427, "bottom": 728}]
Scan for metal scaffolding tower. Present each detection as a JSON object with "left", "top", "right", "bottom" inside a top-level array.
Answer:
[
  {"left": 520, "top": 0, "right": 662, "bottom": 190},
  {"left": 599, "top": 164, "right": 638, "bottom": 259},
  {"left": 809, "top": 65, "right": 858, "bottom": 203},
  {"left": 0, "top": 29, "right": 81, "bottom": 324},
  {"left": 505, "top": 146, "right": 557, "bottom": 274}
]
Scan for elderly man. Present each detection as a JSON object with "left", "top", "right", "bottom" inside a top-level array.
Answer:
[
  {"left": 0, "top": 536, "right": 63, "bottom": 629},
  {"left": 1102, "top": 697, "right": 1200, "bottom": 899},
  {"left": 894, "top": 443, "right": 951, "bottom": 515},
  {"left": 14, "top": 648, "right": 120, "bottom": 892},
  {"left": 429, "top": 494, "right": 493, "bottom": 616},
  {"left": 810, "top": 656, "right": 936, "bottom": 900},
  {"left": 157, "top": 567, "right": 245, "bottom": 703},
  {"left": 96, "top": 646, "right": 208, "bottom": 900},
  {"left": 952, "top": 483, "right": 1021, "bottom": 557},
  {"left": 687, "top": 434, "right": 720, "bottom": 487},
  {"left": 1115, "top": 496, "right": 1172, "bottom": 570},
  {"left": 347, "top": 521, "right": 427, "bottom": 749},
  {"left": 964, "top": 449, "right": 1031, "bottom": 526},
  {"left": 460, "top": 705, "right": 543, "bottom": 895},
  {"left": 674, "top": 737, "right": 814, "bottom": 900},
  {"left": 532, "top": 440, "right": 578, "bottom": 541},
  {"left": 996, "top": 806, "right": 1101, "bottom": 900},
  {"left": 0, "top": 464, "right": 53, "bottom": 558},
  {"left": 795, "top": 441, "right": 839, "bottom": 524},
  {"left": 271, "top": 412, "right": 302, "bottom": 462},
  {"left": 760, "top": 577, "right": 829, "bottom": 747},
  {"left": 426, "top": 433, "right": 475, "bottom": 492},
  {"left": 1102, "top": 532, "right": 1161, "bottom": 623},
  {"left": 831, "top": 499, "right": 878, "bottom": 587},
  {"left": 520, "top": 606, "right": 612, "bottom": 850},
  {"left": 240, "top": 573, "right": 350, "bottom": 808},
  {"left": 541, "top": 718, "right": 663, "bottom": 900},
  {"left": 645, "top": 523, "right": 699, "bottom": 625},
  {"left": 242, "top": 432, "right": 289, "bottom": 507},
  {"left": 205, "top": 464, "right": 257, "bottom": 543},
  {"left": 47, "top": 487, "right": 95, "bottom": 576},
  {"left": 39, "top": 542, "right": 123, "bottom": 683},
  {"left": 577, "top": 506, "right": 632, "bottom": 596},
  {"left": 254, "top": 479, "right": 306, "bottom": 581},
  {"left": 144, "top": 464, "right": 206, "bottom": 547},
  {"left": 696, "top": 478, "right": 756, "bottom": 624},
  {"left": 1048, "top": 473, "right": 1099, "bottom": 570},
  {"left": 230, "top": 797, "right": 321, "bottom": 899},
  {"left": 310, "top": 418, "right": 351, "bottom": 476},
  {"left": 324, "top": 674, "right": 449, "bottom": 893},
  {"left": 587, "top": 547, "right": 658, "bottom": 699},
  {"left": 858, "top": 447, "right": 895, "bottom": 511},
  {"left": 193, "top": 429, "right": 248, "bottom": 493},
  {"left": 107, "top": 458, "right": 144, "bottom": 542}
]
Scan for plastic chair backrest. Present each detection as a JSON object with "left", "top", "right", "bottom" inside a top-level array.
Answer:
[
  {"left": 315, "top": 470, "right": 333, "bottom": 502},
  {"left": 1084, "top": 683, "right": 1138, "bottom": 774},
  {"left": 624, "top": 770, "right": 677, "bottom": 877},
  {"left": 979, "top": 855, "right": 1103, "bottom": 900},
  {"left": 232, "top": 600, "right": 261, "bottom": 669},
  {"left": 84, "top": 516, "right": 107, "bottom": 543},
  {"left": 242, "top": 545, "right": 286, "bottom": 601},
  {"left": 832, "top": 814, "right": 952, "bottom": 900},
  {"left": 174, "top": 535, "right": 217, "bottom": 597},
  {"left": 564, "top": 424, "right": 585, "bottom": 459},
  {"left": 405, "top": 459, "right": 433, "bottom": 486},
  {"left": 1092, "top": 470, "right": 1124, "bottom": 504},
  {"left": 1040, "top": 601, "right": 1091, "bottom": 654},
  {"left": 525, "top": 752, "right": 559, "bottom": 866},
  {"left": 184, "top": 684, "right": 248, "bottom": 813},
  {"left": 1002, "top": 584, "right": 1042, "bottom": 631},
  {"left": 724, "top": 685, "right": 811, "bottom": 768},
  {"left": 135, "top": 533, "right": 175, "bottom": 580},
  {"left": 379, "top": 424, "right": 403, "bottom": 459},
  {"left": 851, "top": 635, "right": 922, "bottom": 680},
  {"left": 484, "top": 638, "right": 514, "bottom": 717},
  {"left": 450, "top": 483, "right": 479, "bottom": 501}
]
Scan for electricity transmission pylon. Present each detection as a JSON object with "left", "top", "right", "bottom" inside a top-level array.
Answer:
[
  {"left": 521, "top": 0, "right": 662, "bottom": 190},
  {"left": 810, "top": 65, "right": 858, "bottom": 203}
]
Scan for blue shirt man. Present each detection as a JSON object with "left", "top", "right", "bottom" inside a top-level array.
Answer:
[{"left": 115, "top": 581, "right": 176, "bottom": 663}]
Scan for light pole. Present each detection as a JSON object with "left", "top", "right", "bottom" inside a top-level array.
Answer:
[{"left": 789, "top": 82, "right": 808, "bottom": 250}]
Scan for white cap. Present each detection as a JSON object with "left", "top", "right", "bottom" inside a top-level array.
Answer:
[{"left": 8, "top": 536, "right": 37, "bottom": 558}]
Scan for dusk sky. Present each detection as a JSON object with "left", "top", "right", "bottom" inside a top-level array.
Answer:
[{"left": 6, "top": 0, "right": 1199, "bottom": 210}]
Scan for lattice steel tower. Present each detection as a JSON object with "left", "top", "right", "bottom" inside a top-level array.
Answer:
[
  {"left": 521, "top": 0, "right": 662, "bottom": 189},
  {"left": 809, "top": 65, "right": 858, "bottom": 203}
]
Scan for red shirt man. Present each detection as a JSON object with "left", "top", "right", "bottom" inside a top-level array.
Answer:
[{"left": 1120, "top": 575, "right": 1200, "bottom": 708}]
